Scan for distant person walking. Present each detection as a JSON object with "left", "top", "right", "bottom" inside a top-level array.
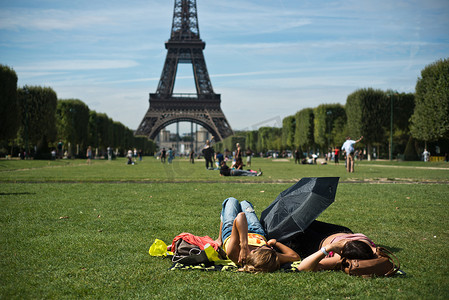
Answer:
[
  {"left": 107, "top": 147, "right": 112, "bottom": 161},
  {"left": 294, "top": 149, "right": 301, "bottom": 164},
  {"left": 189, "top": 150, "right": 195, "bottom": 164},
  {"left": 341, "top": 136, "right": 363, "bottom": 172},
  {"left": 202, "top": 139, "right": 215, "bottom": 169},
  {"left": 333, "top": 147, "right": 340, "bottom": 165},
  {"left": 422, "top": 149, "right": 430, "bottom": 162},
  {"left": 215, "top": 151, "right": 224, "bottom": 167},
  {"left": 57, "top": 140, "right": 63, "bottom": 159},
  {"left": 245, "top": 147, "right": 253, "bottom": 168},
  {"left": 86, "top": 146, "right": 92, "bottom": 165},
  {"left": 160, "top": 148, "right": 166, "bottom": 163},
  {"left": 127, "top": 149, "right": 134, "bottom": 165},
  {"left": 235, "top": 143, "right": 243, "bottom": 167},
  {"left": 167, "top": 148, "right": 174, "bottom": 164}
]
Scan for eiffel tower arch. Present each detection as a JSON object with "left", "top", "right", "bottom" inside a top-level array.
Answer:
[{"left": 135, "top": 0, "right": 233, "bottom": 142}]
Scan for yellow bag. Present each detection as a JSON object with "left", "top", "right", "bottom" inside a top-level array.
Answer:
[
  {"left": 149, "top": 239, "right": 172, "bottom": 257},
  {"left": 204, "top": 243, "right": 221, "bottom": 261},
  {"left": 203, "top": 243, "right": 232, "bottom": 265}
]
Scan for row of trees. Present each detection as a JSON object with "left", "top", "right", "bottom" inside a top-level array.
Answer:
[
  {"left": 2, "top": 58, "right": 447, "bottom": 160},
  {"left": 215, "top": 58, "right": 449, "bottom": 160},
  {"left": 0, "top": 64, "right": 157, "bottom": 159}
]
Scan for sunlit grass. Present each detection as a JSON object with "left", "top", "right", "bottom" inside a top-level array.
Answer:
[
  {"left": 0, "top": 157, "right": 448, "bottom": 183},
  {"left": 0, "top": 158, "right": 448, "bottom": 298}
]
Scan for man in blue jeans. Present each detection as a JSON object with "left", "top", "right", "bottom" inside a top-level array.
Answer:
[
  {"left": 341, "top": 136, "right": 363, "bottom": 173},
  {"left": 214, "top": 197, "right": 299, "bottom": 272}
]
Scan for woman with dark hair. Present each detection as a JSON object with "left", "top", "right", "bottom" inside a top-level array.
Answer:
[{"left": 297, "top": 232, "right": 376, "bottom": 271}]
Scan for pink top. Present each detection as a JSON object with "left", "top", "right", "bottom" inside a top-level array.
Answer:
[{"left": 327, "top": 233, "right": 376, "bottom": 257}]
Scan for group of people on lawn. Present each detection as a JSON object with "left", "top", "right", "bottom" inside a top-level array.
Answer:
[
  {"left": 198, "top": 135, "right": 375, "bottom": 273},
  {"left": 202, "top": 138, "right": 261, "bottom": 176},
  {"left": 215, "top": 135, "right": 364, "bottom": 176},
  {"left": 213, "top": 197, "right": 377, "bottom": 273}
]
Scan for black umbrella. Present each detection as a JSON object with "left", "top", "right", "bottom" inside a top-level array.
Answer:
[{"left": 260, "top": 177, "right": 339, "bottom": 243}]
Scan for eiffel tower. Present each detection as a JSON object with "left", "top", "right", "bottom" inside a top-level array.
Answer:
[{"left": 135, "top": 0, "right": 233, "bottom": 142}]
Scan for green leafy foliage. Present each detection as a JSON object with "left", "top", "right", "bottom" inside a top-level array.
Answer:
[
  {"left": 245, "top": 130, "right": 258, "bottom": 152},
  {"left": 0, "top": 64, "right": 19, "bottom": 141},
  {"left": 392, "top": 92, "right": 415, "bottom": 133},
  {"left": 314, "top": 104, "right": 346, "bottom": 149},
  {"left": 346, "top": 88, "right": 389, "bottom": 145},
  {"left": 216, "top": 135, "right": 246, "bottom": 154},
  {"left": 96, "top": 113, "right": 114, "bottom": 151},
  {"left": 56, "top": 99, "right": 90, "bottom": 154},
  {"left": 295, "top": 108, "right": 314, "bottom": 151},
  {"left": 3, "top": 59, "right": 448, "bottom": 160},
  {"left": 17, "top": 86, "right": 57, "bottom": 151},
  {"left": 410, "top": 58, "right": 449, "bottom": 142},
  {"left": 282, "top": 115, "right": 295, "bottom": 149},
  {"left": 403, "top": 135, "right": 419, "bottom": 161},
  {"left": 258, "top": 127, "right": 281, "bottom": 152}
]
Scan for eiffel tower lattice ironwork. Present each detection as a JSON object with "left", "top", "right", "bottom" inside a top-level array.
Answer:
[{"left": 135, "top": 0, "right": 233, "bottom": 141}]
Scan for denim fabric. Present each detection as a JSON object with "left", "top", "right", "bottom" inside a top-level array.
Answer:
[{"left": 220, "top": 197, "right": 266, "bottom": 242}]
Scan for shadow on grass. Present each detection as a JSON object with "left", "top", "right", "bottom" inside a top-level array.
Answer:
[{"left": 377, "top": 244, "right": 402, "bottom": 253}]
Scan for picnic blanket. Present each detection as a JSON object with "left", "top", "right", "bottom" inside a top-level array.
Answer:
[
  {"left": 168, "top": 261, "right": 302, "bottom": 272},
  {"left": 168, "top": 260, "right": 406, "bottom": 275}
]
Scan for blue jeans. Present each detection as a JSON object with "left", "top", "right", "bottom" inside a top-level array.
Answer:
[
  {"left": 230, "top": 169, "right": 257, "bottom": 176},
  {"left": 220, "top": 197, "right": 266, "bottom": 242}
]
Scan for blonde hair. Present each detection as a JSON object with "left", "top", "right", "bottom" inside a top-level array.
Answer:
[{"left": 239, "top": 247, "right": 280, "bottom": 273}]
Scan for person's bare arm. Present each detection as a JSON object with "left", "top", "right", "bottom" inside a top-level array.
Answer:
[
  {"left": 297, "top": 239, "right": 346, "bottom": 272},
  {"left": 214, "top": 221, "right": 223, "bottom": 247},
  {"left": 225, "top": 212, "right": 249, "bottom": 265},
  {"left": 267, "top": 239, "right": 300, "bottom": 264}
]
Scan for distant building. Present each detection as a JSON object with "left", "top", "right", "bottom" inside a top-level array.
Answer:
[{"left": 155, "top": 126, "right": 211, "bottom": 155}]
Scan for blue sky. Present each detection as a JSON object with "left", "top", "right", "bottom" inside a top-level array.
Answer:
[{"left": 1, "top": 0, "right": 448, "bottom": 134}]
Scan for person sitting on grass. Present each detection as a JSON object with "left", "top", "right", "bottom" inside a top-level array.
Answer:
[
  {"left": 219, "top": 161, "right": 262, "bottom": 177},
  {"left": 296, "top": 231, "right": 376, "bottom": 271},
  {"left": 233, "top": 158, "right": 245, "bottom": 170},
  {"left": 214, "top": 197, "right": 300, "bottom": 273}
]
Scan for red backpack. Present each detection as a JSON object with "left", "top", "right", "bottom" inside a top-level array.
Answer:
[{"left": 170, "top": 233, "right": 226, "bottom": 265}]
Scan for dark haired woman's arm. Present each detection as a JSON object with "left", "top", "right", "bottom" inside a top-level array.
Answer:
[{"left": 297, "top": 239, "right": 346, "bottom": 271}]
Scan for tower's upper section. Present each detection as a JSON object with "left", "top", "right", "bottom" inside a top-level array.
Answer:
[{"left": 170, "top": 0, "right": 201, "bottom": 41}]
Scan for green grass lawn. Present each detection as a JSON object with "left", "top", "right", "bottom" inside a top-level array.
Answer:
[{"left": 1, "top": 157, "right": 448, "bottom": 299}]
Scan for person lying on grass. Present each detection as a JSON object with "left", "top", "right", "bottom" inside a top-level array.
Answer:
[
  {"left": 297, "top": 232, "right": 376, "bottom": 271},
  {"left": 214, "top": 197, "right": 300, "bottom": 273},
  {"left": 219, "top": 161, "right": 262, "bottom": 177}
]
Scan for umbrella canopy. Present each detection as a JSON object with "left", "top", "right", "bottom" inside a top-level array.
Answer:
[{"left": 260, "top": 177, "right": 339, "bottom": 243}]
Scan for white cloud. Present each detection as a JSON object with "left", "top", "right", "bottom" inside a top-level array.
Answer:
[
  {"left": 0, "top": 9, "right": 111, "bottom": 31},
  {"left": 15, "top": 60, "right": 139, "bottom": 72},
  {"left": 0, "top": 2, "right": 172, "bottom": 32}
]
